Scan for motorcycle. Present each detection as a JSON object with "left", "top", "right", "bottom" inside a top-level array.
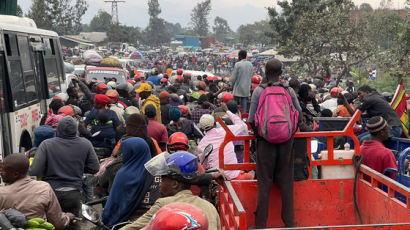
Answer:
[{"left": 81, "top": 197, "right": 131, "bottom": 230}]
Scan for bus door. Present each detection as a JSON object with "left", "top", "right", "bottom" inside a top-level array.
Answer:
[
  {"left": 0, "top": 40, "right": 11, "bottom": 156},
  {"left": 29, "top": 36, "right": 48, "bottom": 113}
]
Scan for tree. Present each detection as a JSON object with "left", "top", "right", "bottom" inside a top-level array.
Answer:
[
  {"left": 148, "top": 0, "right": 161, "bottom": 18},
  {"left": 26, "top": 0, "right": 88, "bottom": 35},
  {"left": 16, "top": 4, "right": 23, "bottom": 16},
  {"left": 237, "top": 20, "right": 271, "bottom": 47},
  {"left": 281, "top": 0, "right": 376, "bottom": 85},
  {"left": 144, "top": 17, "right": 171, "bottom": 46},
  {"left": 107, "top": 24, "right": 142, "bottom": 44},
  {"left": 26, "top": 0, "right": 53, "bottom": 30},
  {"left": 144, "top": 0, "right": 171, "bottom": 46},
  {"left": 213, "top": 16, "right": 232, "bottom": 42},
  {"left": 359, "top": 3, "right": 373, "bottom": 11},
  {"left": 190, "top": 0, "right": 212, "bottom": 36},
  {"left": 267, "top": 0, "right": 326, "bottom": 46},
  {"left": 89, "top": 10, "right": 112, "bottom": 32}
]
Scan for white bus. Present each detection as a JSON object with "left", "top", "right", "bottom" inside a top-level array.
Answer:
[{"left": 0, "top": 16, "right": 66, "bottom": 158}]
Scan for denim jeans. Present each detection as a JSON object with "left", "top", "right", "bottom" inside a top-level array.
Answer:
[
  {"left": 235, "top": 96, "right": 248, "bottom": 113},
  {"left": 358, "top": 126, "right": 403, "bottom": 144},
  {"left": 55, "top": 190, "right": 81, "bottom": 230}
]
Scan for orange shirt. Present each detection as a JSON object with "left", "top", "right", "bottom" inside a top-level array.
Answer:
[
  {"left": 115, "top": 137, "right": 161, "bottom": 155},
  {"left": 334, "top": 104, "right": 354, "bottom": 117}
]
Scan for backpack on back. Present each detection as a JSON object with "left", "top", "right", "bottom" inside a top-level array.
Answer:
[{"left": 255, "top": 83, "right": 299, "bottom": 143}]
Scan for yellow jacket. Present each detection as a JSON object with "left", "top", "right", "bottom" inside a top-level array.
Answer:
[{"left": 141, "top": 95, "right": 161, "bottom": 123}]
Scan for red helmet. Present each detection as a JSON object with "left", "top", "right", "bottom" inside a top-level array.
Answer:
[
  {"left": 96, "top": 83, "right": 108, "bottom": 93},
  {"left": 222, "top": 92, "right": 234, "bottom": 103},
  {"left": 134, "top": 75, "right": 141, "bottom": 81},
  {"left": 207, "top": 76, "right": 215, "bottom": 81},
  {"left": 168, "top": 132, "right": 189, "bottom": 152},
  {"left": 330, "top": 87, "right": 343, "bottom": 97},
  {"left": 177, "top": 69, "right": 183, "bottom": 75},
  {"left": 142, "top": 202, "right": 208, "bottom": 230},
  {"left": 252, "top": 75, "right": 261, "bottom": 84},
  {"left": 178, "top": 105, "right": 188, "bottom": 115},
  {"left": 58, "top": 106, "right": 74, "bottom": 116},
  {"left": 176, "top": 76, "right": 184, "bottom": 83},
  {"left": 160, "top": 78, "right": 168, "bottom": 83},
  {"left": 183, "top": 73, "right": 191, "bottom": 78}
]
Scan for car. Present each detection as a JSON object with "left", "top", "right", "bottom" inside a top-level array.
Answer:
[{"left": 84, "top": 67, "right": 127, "bottom": 84}]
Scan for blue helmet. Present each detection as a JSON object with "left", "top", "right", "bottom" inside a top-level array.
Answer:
[{"left": 166, "top": 151, "right": 198, "bottom": 180}]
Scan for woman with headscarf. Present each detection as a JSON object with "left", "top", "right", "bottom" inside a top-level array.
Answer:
[
  {"left": 167, "top": 106, "right": 203, "bottom": 140},
  {"left": 101, "top": 137, "right": 153, "bottom": 228},
  {"left": 92, "top": 114, "right": 159, "bottom": 195}
]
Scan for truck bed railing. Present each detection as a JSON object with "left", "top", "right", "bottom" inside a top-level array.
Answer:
[
  {"left": 359, "top": 164, "right": 410, "bottom": 208},
  {"left": 217, "top": 110, "right": 362, "bottom": 178}
]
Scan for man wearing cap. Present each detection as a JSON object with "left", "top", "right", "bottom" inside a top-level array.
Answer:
[
  {"left": 231, "top": 50, "right": 253, "bottom": 113},
  {"left": 137, "top": 83, "right": 162, "bottom": 123},
  {"left": 197, "top": 103, "right": 251, "bottom": 180},
  {"left": 361, "top": 116, "right": 397, "bottom": 178},
  {"left": 84, "top": 94, "right": 122, "bottom": 134}
]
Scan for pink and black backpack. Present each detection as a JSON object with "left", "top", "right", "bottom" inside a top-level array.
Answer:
[{"left": 254, "top": 83, "right": 299, "bottom": 143}]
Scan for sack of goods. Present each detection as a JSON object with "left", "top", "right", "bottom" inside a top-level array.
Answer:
[
  {"left": 100, "top": 57, "right": 120, "bottom": 67},
  {"left": 83, "top": 50, "right": 103, "bottom": 64}
]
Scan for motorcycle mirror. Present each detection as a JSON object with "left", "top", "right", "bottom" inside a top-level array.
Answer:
[
  {"left": 81, "top": 204, "right": 100, "bottom": 224},
  {"left": 92, "top": 131, "right": 101, "bottom": 137},
  {"left": 203, "top": 144, "right": 213, "bottom": 159}
]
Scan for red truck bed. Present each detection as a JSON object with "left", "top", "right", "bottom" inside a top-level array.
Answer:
[{"left": 216, "top": 111, "right": 410, "bottom": 229}]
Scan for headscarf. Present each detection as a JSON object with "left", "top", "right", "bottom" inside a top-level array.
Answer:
[
  {"left": 169, "top": 106, "right": 182, "bottom": 121},
  {"left": 102, "top": 137, "right": 153, "bottom": 228}
]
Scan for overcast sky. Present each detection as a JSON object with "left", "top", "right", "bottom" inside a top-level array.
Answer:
[{"left": 18, "top": 0, "right": 407, "bottom": 31}]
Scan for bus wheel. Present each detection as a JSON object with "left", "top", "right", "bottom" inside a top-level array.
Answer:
[{"left": 19, "top": 131, "right": 32, "bottom": 153}]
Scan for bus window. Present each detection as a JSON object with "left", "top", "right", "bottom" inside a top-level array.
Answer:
[
  {"left": 49, "top": 39, "right": 55, "bottom": 55},
  {"left": 4, "top": 34, "right": 19, "bottom": 57},
  {"left": 17, "top": 36, "right": 32, "bottom": 72},
  {"left": 8, "top": 60, "right": 25, "bottom": 106},
  {"left": 43, "top": 38, "right": 52, "bottom": 56},
  {"left": 44, "top": 58, "right": 60, "bottom": 96}
]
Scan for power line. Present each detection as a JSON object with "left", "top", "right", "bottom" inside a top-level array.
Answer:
[{"left": 104, "top": 0, "right": 125, "bottom": 24}]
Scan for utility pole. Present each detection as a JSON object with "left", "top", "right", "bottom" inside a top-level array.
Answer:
[{"left": 104, "top": 0, "right": 125, "bottom": 24}]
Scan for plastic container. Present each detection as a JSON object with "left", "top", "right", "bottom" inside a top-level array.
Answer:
[{"left": 319, "top": 144, "right": 355, "bottom": 179}]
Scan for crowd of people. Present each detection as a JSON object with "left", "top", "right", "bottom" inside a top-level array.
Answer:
[{"left": 0, "top": 49, "right": 408, "bottom": 230}]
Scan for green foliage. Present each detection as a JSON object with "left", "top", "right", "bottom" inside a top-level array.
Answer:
[
  {"left": 107, "top": 24, "right": 142, "bottom": 45},
  {"left": 144, "top": 17, "right": 171, "bottom": 46},
  {"left": 148, "top": 0, "right": 161, "bottom": 18},
  {"left": 16, "top": 4, "right": 23, "bottom": 16},
  {"left": 89, "top": 10, "right": 112, "bottom": 32},
  {"left": 237, "top": 20, "right": 271, "bottom": 47},
  {"left": 190, "top": 0, "right": 212, "bottom": 36},
  {"left": 281, "top": 0, "right": 375, "bottom": 85},
  {"left": 359, "top": 3, "right": 373, "bottom": 11},
  {"left": 349, "top": 67, "right": 369, "bottom": 88},
  {"left": 26, "top": 0, "right": 88, "bottom": 35},
  {"left": 213, "top": 16, "right": 232, "bottom": 42},
  {"left": 267, "top": 0, "right": 325, "bottom": 46}
]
